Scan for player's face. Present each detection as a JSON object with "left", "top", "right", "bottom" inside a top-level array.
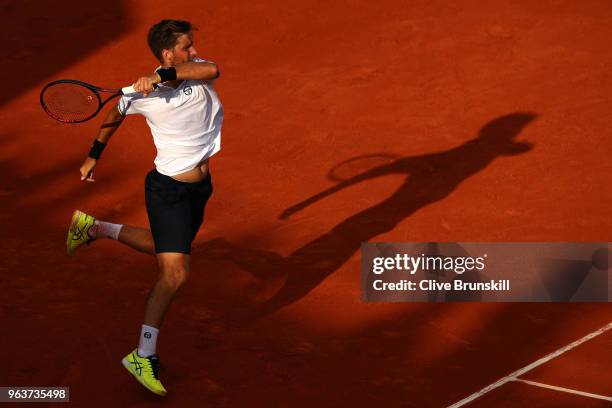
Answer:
[{"left": 167, "top": 33, "right": 197, "bottom": 65}]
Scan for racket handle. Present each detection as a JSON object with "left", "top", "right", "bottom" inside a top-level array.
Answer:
[
  {"left": 121, "top": 83, "right": 158, "bottom": 95},
  {"left": 121, "top": 85, "right": 136, "bottom": 95}
]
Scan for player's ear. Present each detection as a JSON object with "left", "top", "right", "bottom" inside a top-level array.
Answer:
[{"left": 161, "top": 48, "right": 173, "bottom": 65}]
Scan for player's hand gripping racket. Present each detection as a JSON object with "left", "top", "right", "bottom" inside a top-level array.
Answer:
[{"left": 40, "top": 80, "right": 142, "bottom": 123}]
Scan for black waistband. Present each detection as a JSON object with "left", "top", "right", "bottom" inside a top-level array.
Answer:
[{"left": 148, "top": 169, "right": 211, "bottom": 187}]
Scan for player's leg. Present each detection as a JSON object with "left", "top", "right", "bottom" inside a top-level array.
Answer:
[
  {"left": 143, "top": 252, "right": 190, "bottom": 328},
  {"left": 66, "top": 210, "right": 155, "bottom": 256},
  {"left": 118, "top": 226, "right": 155, "bottom": 255},
  {"left": 122, "top": 169, "right": 212, "bottom": 396},
  {"left": 122, "top": 252, "right": 188, "bottom": 397},
  {"left": 122, "top": 170, "right": 192, "bottom": 396}
]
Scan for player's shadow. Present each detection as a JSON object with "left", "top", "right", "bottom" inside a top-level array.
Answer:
[{"left": 195, "top": 112, "right": 538, "bottom": 319}]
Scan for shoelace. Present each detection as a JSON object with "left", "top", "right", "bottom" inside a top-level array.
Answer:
[{"left": 148, "top": 356, "right": 161, "bottom": 380}]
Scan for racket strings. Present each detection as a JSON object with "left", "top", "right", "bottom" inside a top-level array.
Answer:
[{"left": 42, "top": 83, "right": 100, "bottom": 122}]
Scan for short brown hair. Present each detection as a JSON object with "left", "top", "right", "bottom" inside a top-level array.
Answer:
[{"left": 147, "top": 19, "right": 193, "bottom": 62}]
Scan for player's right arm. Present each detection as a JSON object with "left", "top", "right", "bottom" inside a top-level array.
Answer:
[{"left": 79, "top": 103, "right": 125, "bottom": 182}]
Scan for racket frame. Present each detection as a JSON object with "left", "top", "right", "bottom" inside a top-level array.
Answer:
[
  {"left": 40, "top": 79, "right": 134, "bottom": 124},
  {"left": 327, "top": 153, "right": 402, "bottom": 181}
]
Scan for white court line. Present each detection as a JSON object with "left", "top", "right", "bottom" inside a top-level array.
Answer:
[
  {"left": 513, "top": 378, "right": 612, "bottom": 402},
  {"left": 447, "top": 322, "right": 612, "bottom": 408}
]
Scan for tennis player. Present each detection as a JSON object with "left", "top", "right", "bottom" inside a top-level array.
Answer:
[{"left": 65, "top": 19, "right": 223, "bottom": 396}]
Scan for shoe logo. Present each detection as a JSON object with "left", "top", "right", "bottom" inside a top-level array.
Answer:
[
  {"left": 130, "top": 353, "right": 143, "bottom": 375},
  {"left": 144, "top": 332, "right": 151, "bottom": 339},
  {"left": 183, "top": 86, "right": 192, "bottom": 96},
  {"left": 71, "top": 218, "right": 93, "bottom": 242}
]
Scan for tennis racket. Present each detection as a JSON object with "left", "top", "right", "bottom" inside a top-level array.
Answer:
[{"left": 40, "top": 80, "right": 140, "bottom": 123}]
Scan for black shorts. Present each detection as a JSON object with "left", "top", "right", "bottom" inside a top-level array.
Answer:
[{"left": 144, "top": 169, "right": 213, "bottom": 254}]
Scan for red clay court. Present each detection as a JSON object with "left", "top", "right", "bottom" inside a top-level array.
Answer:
[{"left": 0, "top": 1, "right": 610, "bottom": 407}]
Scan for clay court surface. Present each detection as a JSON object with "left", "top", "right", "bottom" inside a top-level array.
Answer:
[{"left": 1, "top": 1, "right": 611, "bottom": 406}]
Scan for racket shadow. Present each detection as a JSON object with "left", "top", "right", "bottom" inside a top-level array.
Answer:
[{"left": 196, "top": 112, "right": 538, "bottom": 321}]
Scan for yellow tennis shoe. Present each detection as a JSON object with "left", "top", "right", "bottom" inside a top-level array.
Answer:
[
  {"left": 122, "top": 349, "right": 167, "bottom": 396},
  {"left": 66, "top": 210, "right": 96, "bottom": 256}
]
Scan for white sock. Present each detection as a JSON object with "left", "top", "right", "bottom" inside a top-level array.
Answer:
[
  {"left": 138, "top": 325, "right": 159, "bottom": 357},
  {"left": 92, "top": 220, "right": 122, "bottom": 240}
]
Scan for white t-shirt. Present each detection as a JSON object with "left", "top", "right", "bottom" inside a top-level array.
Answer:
[{"left": 118, "top": 59, "right": 223, "bottom": 176}]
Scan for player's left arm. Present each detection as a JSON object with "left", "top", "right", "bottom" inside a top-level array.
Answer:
[
  {"left": 174, "top": 61, "right": 220, "bottom": 81},
  {"left": 132, "top": 61, "right": 219, "bottom": 95}
]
